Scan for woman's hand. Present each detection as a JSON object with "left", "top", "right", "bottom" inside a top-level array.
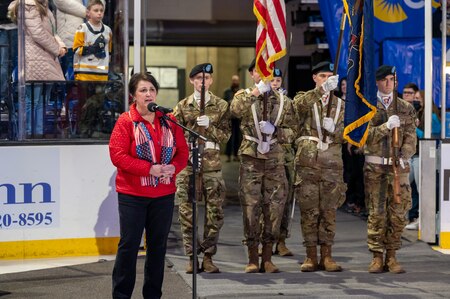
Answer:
[
  {"left": 59, "top": 47, "right": 67, "bottom": 57},
  {"left": 150, "top": 164, "right": 175, "bottom": 178}
]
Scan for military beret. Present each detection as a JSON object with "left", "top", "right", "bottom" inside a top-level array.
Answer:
[
  {"left": 375, "top": 65, "right": 396, "bottom": 81},
  {"left": 273, "top": 68, "right": 282, "bottom": 77},
  {"left": 248, "top": 58, "right": 256, "bottom": 72},
  {"left": 312, "top": 61, "right": 334, "bottom": 74},
  {"left": 189, "top": 63, "right": 213, "bottom": 78}
]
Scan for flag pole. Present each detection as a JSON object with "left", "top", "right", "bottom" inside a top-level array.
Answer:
[{"left": 322, "top": 7, "right": 347, "bottom": 143}]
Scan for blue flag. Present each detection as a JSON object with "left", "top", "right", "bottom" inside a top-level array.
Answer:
[
  {"left": 319, "top": 0, "right": 440, "bottom": 74},
  {"left": 343, "top": 0, "right": 377, "bottom": 147}
]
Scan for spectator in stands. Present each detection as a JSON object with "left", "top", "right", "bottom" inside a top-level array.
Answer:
[
  {"left": 73, "top": 0, "right": 111, "bottom": 82},
  {"left": 53, "top": 0, "right": 105, "bottom": 80},
  {"left": 8, "top": 0, "right": 67, "bottom": 138},
  {"left": 109, "top": 72, "right": 188, "bottom": 299}
]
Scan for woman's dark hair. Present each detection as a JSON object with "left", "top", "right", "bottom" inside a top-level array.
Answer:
[{"left": 129, "top": 72, "right": 159, "bottom": 96}]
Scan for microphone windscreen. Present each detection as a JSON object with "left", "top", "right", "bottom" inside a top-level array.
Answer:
[{"left": 147, "top": 102, "right": 157, "bottom": 112}]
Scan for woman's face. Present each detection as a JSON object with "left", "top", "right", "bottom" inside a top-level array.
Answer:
[
  {"left": 341, "top": 79, "right": 347, "bottom": 94},
  {"left": 133, "top": 80, "right": 157, "bottom": 113}
]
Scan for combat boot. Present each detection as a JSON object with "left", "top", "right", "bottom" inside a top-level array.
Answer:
[
  {"left": 245, "top": 245, "right": 259, "bottom": 273},
  {"left": 185, "top": 256, "right": 200, "bottom": 274},
  {"left": 202, "top": 253, "right": 220, "bottom": 273},
  {"left": 300, "top": 246, "right": 318, "bottom": 272},
  {"left": 368, "top": 252, "right": 384, "bottom": 273},
  {"left": 384, "top": 249, "right": 405, "bottom": 274},
  {"left": 260, "top": 243, "right": 280, "bottom": 273},
  {"left": 318, "top": 245, "right": 342, "bottom": 272},
  {"left": 275, "top": 239, "right": 293, "bottom": 256}
]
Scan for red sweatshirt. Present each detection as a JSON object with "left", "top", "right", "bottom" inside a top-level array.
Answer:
[{"left": 109, "top": 104, "right": 189, "bottom": 198}]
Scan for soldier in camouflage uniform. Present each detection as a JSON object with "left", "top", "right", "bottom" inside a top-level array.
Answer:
[
  {"left": 293, "top": 61, "right": 346, "bottom": 272},
  {"left": 364, "top": 65, "right": 416, "bottom": 274},
  {"left": 230, "top": 59, "right": 297, "bottom": 273},
  {"left": 173, "top": 63, "right": 231, "bottom": 274},
  {"left": 270, "top": 68, "right": 294, "bottom": 257}
]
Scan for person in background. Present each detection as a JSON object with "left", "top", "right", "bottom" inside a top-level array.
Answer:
[
  {"left": 364, "top": 65, "right": 416, "bottom": 274},
  {"left": 109, "top": 72, "right": 188, "bottom": 299},
  {"left": 401, "top": 83, "right": 420, "bottom": 230},
  {"left": 173, "top": 63, "right": 231, "bottom": 274},
  {"left": 293, "top": 61, "right": 346, "bottom": 272},
  {"left": 53, "top": 0, "right": 106, "bottom": 80},
  {"left": 7, "top": 0, "right": 67, "bottom": 138},
  {"left": 269, "top": 68, "right": 294, "bottom": 257},
  {"left": 336, "top": 77, "right": 347, "bottom": 100},
  {"left": 223, "top": 74, "right": 241, "bottom": 162},
  {"left": 231, "top": 59, "right": 297, "bottom": 273},
  {"left": 405, "top": 88, "right": 441, "bottom": 230},
  {"left": 73, "top": 0, "right": 111, "bottom": 82},
  {"left": 340, "top": 76, "right": 366, "bottom": 217}
]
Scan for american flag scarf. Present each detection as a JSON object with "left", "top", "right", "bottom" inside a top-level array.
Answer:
[{"left": 134, "top": 117, "right": 176, "bottom": 186}]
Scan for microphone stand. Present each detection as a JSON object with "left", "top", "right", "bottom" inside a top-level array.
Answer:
[{"left": 161, "top": 114, "right": 206, "bottom": 299}]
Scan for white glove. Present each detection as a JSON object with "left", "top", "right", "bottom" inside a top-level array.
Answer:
[
  {"left": 323, "top": 117, "right": 335, "bottom": 133},
  {"left": 386, "top": 115, "right": 400, "bottom": 130},
  {"left": 321, "top": 75, "right": 339, "bottom": 93},
  {"left": 256, "top": 80, "right": 271, "bottom": 94},
  {"left": 196, "top": 115, "right": 210, "bottom": 129},
  {"left": 259, "top": 120, "right": 275, "bottom": 135}
]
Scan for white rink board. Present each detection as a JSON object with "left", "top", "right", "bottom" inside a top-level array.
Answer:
[{"left": 0, "top": 144, "right": 119, "bottom": 242}]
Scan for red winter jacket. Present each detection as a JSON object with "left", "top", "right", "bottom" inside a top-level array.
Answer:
[{"left": 109, "top": 104, "right": 189, "bottom": 198}]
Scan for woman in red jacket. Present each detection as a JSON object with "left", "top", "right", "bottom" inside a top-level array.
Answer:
[{"left": 109, "top": 72, "right": 188, "bottom": 299}]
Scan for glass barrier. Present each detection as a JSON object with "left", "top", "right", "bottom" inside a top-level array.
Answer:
[
  {"left": 2, "top": 80, "right": 125, "bottom": 140},
  {"left": 0, "top": 0, "right": 127, "bottom": 142}
]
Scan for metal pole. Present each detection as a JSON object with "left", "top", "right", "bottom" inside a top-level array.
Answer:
[
  {"left": 425, "top": 0, "right": 433, "bottom": 139},
  {"left": 442, "top": 0, "right": 447, "bottom": 139},
  {"left": 123, "top": 0, "right": 129, "bottom": 112},
  {"left": 133, "top": 0, "right": 141, "bottom": 73},
  {"left": 17, "top": 0, "right": 26, "bottom": 140}
]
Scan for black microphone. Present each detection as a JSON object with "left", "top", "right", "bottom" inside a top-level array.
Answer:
[{"left": 147, "top": 102, "right": 173, "bottom": 114}]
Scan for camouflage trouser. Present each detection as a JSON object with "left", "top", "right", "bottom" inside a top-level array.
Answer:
[
  {"left": 240, "top": 155, "right": 287, "bottom": 247},
  {"left": 364, "top": 163, "right": 411, "bottom": 253},
  {"left": 177, "top": 170, "right": 226, "bottom": 256},
  {"left": 294, "top": 166, "right": 346, "bottom": 247},
  {"left": 279, "top": 146, "right": 295, "bottom": 240}
]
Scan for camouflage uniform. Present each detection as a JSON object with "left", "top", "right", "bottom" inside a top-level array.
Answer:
[
  {"left": 293, "top": 87, "right": 347, "bottom": 248},
  {"left": 173, "top": 92, "right": 231, "bottom": 257},
  {"left": 231, "top": 87, "right": 297, "bottom": 247},
  {"left": 364, "top": 98, "right": 416, "bottom": 253}
]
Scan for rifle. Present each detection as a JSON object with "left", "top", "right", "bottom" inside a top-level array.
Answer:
[
  {"left": 392, "top": 71, "right": 401, "bottom": 204},
  {"left": 196, "top": 69, "right": 206, "bottom": 202}
]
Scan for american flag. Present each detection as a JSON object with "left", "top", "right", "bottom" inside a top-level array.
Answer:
[
  {"left": 134, "top": 122, "right": 157, "bottom": 186},
  {"left": 253, "top": 0, "right": 287, "bottom": 80}
]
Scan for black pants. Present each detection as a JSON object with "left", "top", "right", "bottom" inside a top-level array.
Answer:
[{"left": 112, "top": 193, "right": 174, "bottom": 299}]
